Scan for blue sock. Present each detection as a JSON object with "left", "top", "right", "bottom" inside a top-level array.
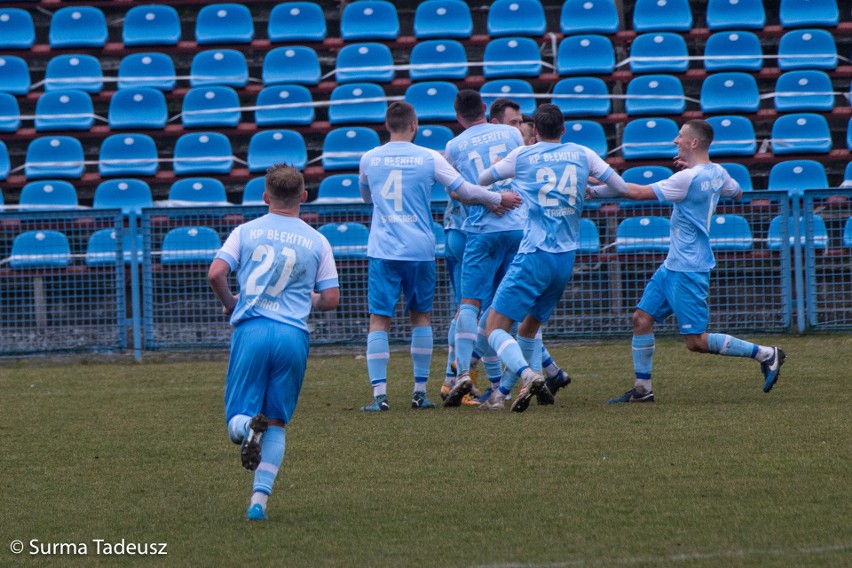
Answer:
[
  {"left": 227, "top": 414, "right": 251, "bottom": 444},
  {"left": 632, "top": 333, "right": 655, "bottom": 380},
  {"left": 498, "top": 368, "right": 518, "bottom": 395},
  {"left": 445, "top": 317, "right": 457, "bottom": 383},
  {"left": 707, "top": 333, "right": 759, "bottom": 358},
  {"left": 475, "top": 308, "right": 502, "bottom": 382},
  {"left": 455, "top": 304, "right": 479, "bottom": 374},
  {"left": 411, "top": 326, "right": 432, "bottom": 391},
  {"left": 489, "top": 328, "right": 529, "bottom": 377},
  {"left": 517, "top": 335, "right": 540, "bottom": 372},
  {"left": 253, "top": 426, "right": 285, "bottom": 496},
  {"left": 367, "top": 331, "right": 389, "bottom": 397}
]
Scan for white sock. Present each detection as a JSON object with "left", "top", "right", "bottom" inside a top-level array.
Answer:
[
  {"left": 755, "top": 346, "right": 774, "bottom": 362},
  {"left": 635, "top": 379, "right": 652, "bottom": 392},
  {"left": 250, "top": 491, "right": 268, "bottom": 509}
]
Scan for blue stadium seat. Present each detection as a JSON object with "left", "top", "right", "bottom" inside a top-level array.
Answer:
[
  {"left": 706, "top": 0, "right": 765, "bottom": 30},
  {"left": 578, "top": 218, "right": 601, "bottom": 254},
  {"left": 625, "top": 75, "right": 685, "bottom": 116},
  {"left": 619, "top": 166, "right": 673, "bottom": 208},
  {"left": 315, "top": 174, "right": 361, "bottom": 204},
  {"left": 632, "top": 0, "right": 692, "bottom": 32},
  {"left": 190, "top": 50, "right": 249, "bottom": 88},
  {"left": 108, "top": 87, "right": 168, "bottom": 129},
  {"left": 196, "top": 4, "right": 254, "bottom": 45},
  {"left": 322, "top": 127, "right": 381, "bottom": 171},
  {"left": 49, "top": 6, "right": 107, "bottom": 49},
  {"left": 482, "top": 79, "right": 537, "bottom": 116},
  {"left": 268, "top": 2, "right": 326, "bottom": 43},
  {"left": 710, "top": 215, "right": 753, "bottom": 251},
  {"left": 621, "top": 118, "right": 678, "bottom": 160},
  {"left": 405, "top": 82, "right": 459, "bottom": 122},
  {"left": 335, "top": 43, "right": 395, "bottom": 84},
  {"left": 844, "top": 162, "right": 852, "bottom": 187},
  {"left": 118, "top": 53, "right": 176, "bottom": 91},
  {"left": 35, "top": 90, "right": 94, "bottom": 131},
  {"left": 242, "top": 177, "right": 265, "bottom": 205},
  {"left": 409, "top": 40, "right": 468, "bottom": 81},
  {"left": 615, "top": 217, "right": 670, "bottom": 252},
  {"left": 843, "top": 217, "right": 852, "bottom": 247},
  {"left": 848, "top": 117, "right": 852, "bottom": 151},
  {"left": 483, "top": 37, "right": 542, "bottom": 78},
  {"left": 707, "top": 116, "right": 757, "bottom": 157},
  {"left": 562, "top": 120, "right": 608, "bottom": 158},
  {"left": 262, "top": 46, "right": 321, "bottom": 86},
  {"left": 85, "top": 229, "right": 143, "bottom": 267},
  {"left": 169, "top": 177, "right": 229, "bottom": 205},
  {"left": 768, "top": 215, "right": 827, "bottom": 249},
  {"left": 778, "top": 29, "right": 837, "bottom": 70},
  {"left": 769, "top": 160, "right": 829, "bottom": 198},
  {"left": 123, "top": 5, "right": 181, "bottom": 46},
  {"left": 44, "top": 54, "right": 101, "bottom": 93},
  {"left": 700, "top": 72, "right": 760, "bottom": 113},
  {"left": 255, "top": 85, "right": 315, "bottom": 126},
  {"left": 430, "top": 183, "right": 449, "bottom": 204},
  {"left": 721, "top": 162, "right": 753, "bottom": 191},
  {"left": 247, "top": 130, "right": 307, "bottom": 172},
  {"left": 0, "top": 56, "right": 30, "bottom": 95},
  {"left": 414, "top": 0, "right": 472, "bottom": 39},
  {"left": 0, "top": 140, "right": 9, "bottom": 180},
  {"left": 160, "top": 227, "right": 221, "bottom": 265},
  {"left": 99, "top": 134, "right": 159, "bottom": 177},
  {"left": 10, "top": 230, "right": 71, "bottom": 269},
  {"left": 341, "top": 1, "right": 399, "bottom": 41},
  {"left": 174, "top": 132, "right": 232, "bottom": 175},
  {"left": 774, "top": 70, "right": 834, "bottom": 112},
  {"left": 0, "top": 8, "right": 35, "bottom": 49},
  {"left": 318, "top": 222, "right": 369, "bottom": 259},
  {"left": 703, "top": 31, "right": 762, "bottom": 72},
  {"left": 433, "top": 221, "right": 446, "bottom": 257},
  {"left": 488, "top": 0, "right": 546, "bottom": 37},
  {"left": 181, "top": 86, "right": 241, "bottom": 128},
  {"left": 19, "top": 181, "right": 78, "bottom": 211},
  {"left": 560, "top": 0, "right": 619, "bottom": 35},
  {"left": 552, "top": 77, "right": 610, "bottom": 117},
  {"left": 629, "top": 33, "right": 689, "bottom": 74},
  {"left": 25, "top": 136, "right": 85, "bottom": 180},
  {"left": 414, "top": 125, "right": 454, "bottom": 152},
  {"left": 93, "top": 179, "right": 153, "bottom": 215},
  {"left": 557, "top": 35, "right": 615, "bottom": 75},
  {"left": 329, "top": 83, "right": 388, "bottom": 125},
  {"left": 779, "top": 0, "right": 839, "bottom": 28},
  {"left": 771, "top": 113, "right": 832, "bottom": 155},
  {"left": 0, "top": 93, "right": 21, "bottom": 132}
]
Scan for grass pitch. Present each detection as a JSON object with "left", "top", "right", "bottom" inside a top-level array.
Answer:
[{"left": 1, "top": 334, "right": 850, "bottom": 567}]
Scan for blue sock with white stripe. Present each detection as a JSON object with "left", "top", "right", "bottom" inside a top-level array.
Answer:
[
  {"left": 489, "top": 328, "right": 529, "bottom": 378},
  {"left": 251, "top": 425, "right": 285, "bottom": 507},
  {"left": 367, "top": 331, "right": 389, "bottom": 397},
  {"left": 707, "top": 333, "right": 759, "bottom": 358},
  {"left": 445, "top": 317, "right": 457, "bottom": 385},
  {"left": 227, "top": 414, "right": 251, "bottom": 444},
  {"left": 411, "top": 326, "right": 432, "bottom": 392},
  {"left": 632, "top": 334, "right": 655, "bottom": 387},
  {"left": 455, "top": 304, "right": 479, "bottom": 374}
]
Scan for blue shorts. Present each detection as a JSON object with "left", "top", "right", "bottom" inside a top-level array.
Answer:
[
  {"left": 224, "top": 318, "right": 309, "bottom": 425},
  {"left": 637, "top": 265, "right": 710, "bottom": 334},
  {"left": 368, "top": 258, "right": 436, "bottom": 316},
  {"left": 445, "top": 229, "right": 466, "bottom": 306},
  {"left": 460, "top": 230, "right": 523, "bottom": 304},
  {"left": 491, "top": 250, "right": 576, "bottom": 324}
]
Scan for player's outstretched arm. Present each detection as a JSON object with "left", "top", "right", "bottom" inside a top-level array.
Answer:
[{"left": 208, "top": 259, "right": 237, "bottom": 315}]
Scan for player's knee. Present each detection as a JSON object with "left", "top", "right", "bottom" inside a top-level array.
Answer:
[
  {"left": 684, "top": 336, "right": 707, "bottom": 353},
  {"left": 632, "top": 311, "right": 653, "bottom": 333}
]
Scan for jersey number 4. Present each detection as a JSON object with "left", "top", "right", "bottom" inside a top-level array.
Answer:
[
  {"left": 245, "top": 244, "right": 297, "bottom": 297},
  {"left": 536, "top": 165, "right": 578, "bottom": 207}
]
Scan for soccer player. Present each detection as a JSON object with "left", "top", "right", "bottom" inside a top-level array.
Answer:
[
  {"left": 519, "top": 114, "right": 536, "bottom": 145},
  {"left": 478, "top": 104, "right": 628, "bottom": 412},
  {"left": 208, "top": 164, "right": 340, "bottom": 521},
  {"left": 587, "top": 119, "right": 786, "bottom": 403},
  {"left": 359, "top": 101, "right": 522, "bottom": 412}
]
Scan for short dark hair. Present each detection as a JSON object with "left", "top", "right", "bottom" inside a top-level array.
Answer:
[
  {"left": 521, "top": 114, "right": 534, "bottom": 126},
  {"left": 386, "top": 101, "right": 417, "bottom": 132},
  {"left": 264, "top": 164, "right": 305, "bottom": 205},
  {"left": 489, "top": 98, "right": 520, "bottom": 123},
  {"left": 684, "top": 119, "right": 714, "bottom": 150},
  {"left": 454, "top": 89, "right": 485, "bottom": 122},
  {"left": 533, "top": 104, "right": 565, "bottom": 140}
]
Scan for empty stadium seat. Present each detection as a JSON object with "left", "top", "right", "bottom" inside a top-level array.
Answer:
[
  {"left": 247, "top": 130, "right": 307, "bottom": 172},
  {"left": 49, "top": 6, "right": 107, "bottom": 49},
  {"left": 318, "top": 222, "right": 369, "bottom": 259},
  {"left": 85, "top": 229, "right": 143, "bottom": 267},
  {"left": 268, "top": 2, "right": 326, "bottom": 43},
  {"left": 622, "top": 165, "right": 673, "bottom": 185},
  {"left": 405, "top": 82, "right": 459, "bottom": 121},
  {"left": 848, "top": 118, "right": 852, "bottom": 151},
  {"left": 0, "top": 56, "right": 30, "bottom": 95},
  {"left": 262, "top": 46, "right": 321, "bottom": 86},
  {"left": 557, "top": 35, "right": 615, "bottom": 75},
  {"left": 843, "top": 217, "right": 852, "bottom": 247},
  {"left": 190, "top": 50, "right": 249, "bottom": 88},
  {"left": 779, "top": 0, "right": 839, "bottom": 28},
  {"left": 632, "top": 0, "right": 692, "bottom": 32},
  {"left": 315, "top": 174, "right": 361, "bottom": 203},
  {"left": 721, "top": 162, "right": 753, "bottom": 191},
  {"left": 629, "top": 33, "right": 689, "bottom": 74},
  {"left": 704, "top": 31, "right": 763, "bottom": 72},
  {"left": 562, "top": 120, "right": 608, "bottom": 158},
  {"left": 25, "top": 136, "right": 85, "bottom": 180},
  {"left": 552, "top": 77, "right": 610, "bottom": 117},
  {"left": 0, "top": 93, "right": 20, "bottom": 132},
  {"left": 108, "top": 87, "right": 168, "bottom": 130},
  {"left": 335, "top": 43, "right": 395, "bottom": 84},
  {"left": 0, "top": 8, "right": 35, "bottom": 49},
  {"left": 700, "top": 72, "right": 760, "bottom": 113},
  {"left": 242, "top": 177, "right": 266, "bottom": 205},
  {"left": 615, "top": 216, "right": 670, "bottom": 252},
  {"left": 488, "top": 0, "right": 546, "bottom": 37},
  {"left": 774, "top": 70, "right": 834, "bottom": 112},
  {"left": 705, "top": 0, "right": 766, "bottom": 30},
  {"left": 329, "top": 83, "right": 387, "bottom": 125},
  {"left": 707, "top": 116, "right": 757, "bottom": 157},
  {"left": 409, "top": 40, "right": 468, "bottom": 81},
  {"left": 710, "top": 215, "right": 753, "bottom": 251},
  {"left": 196, "top": 4, "right": 254, "bottom": 45},
  {"left": 771, "top": 113, "right": 832, "bottom": 155},
  {"left": 578, "top": 218, "right": 601, "bottom": 254},
  {"left": 482, "top": 79, "right": 536, "bottom": 116},
  {"left": 430, "top": 183, "right": 449, "bottom": 203},
  {"left": 35, "top": 90, "right": 94, "bottom": 131},
  {"left": 768, "top": 215, "right": 827, "bottom": 249},
  {"left": 99, "top": 134, "right": 159, "bottom": 177},
  {"left": 118, "top": 53, "right": 176, "bottom": 91},
  {"left": 93, "top": 179, "right": 153, "bottom": 215},
  {"left": 322, "top": 127, "right": 381, "bottom": 171},
  {"left": 181, "top": 86, "right": 241, "bottom": 128},
  {"left": 778, "top": 29, "right": 837, "bottom": 70},
  {"left": 483, "top": 37, "right": 543, "bottom": 78},
  {"left": 44, "top": 54, "right": 101, "bottom": 93},
  {"left": 413, "top": 0, "right": 472, "bottom": 39},
  {"left": 173, "top": 132, "right": 233, "bottom": 175},
  {"left": 123, "top": 5, "right": 181, "bottom": 46},
  {"left": 10, "top": 230, "right": 71, "bottom": 269},
  {"left": 160, "top": 227, "right": 221, "bottom": 265},
  {"left": 769, "top": 160, "right": 829, "bottom": 198},
  {"left": 341, "top": 1, "right": 399, "bottom": 41},
  {"left": 414, "top": 125, "right": 454, "bottom": 152},
  {"left": 622, "top": 118, "right": 678, "bottom": 160},
  {"left": 0, "top": 140, "right": 9, "bottom": 180},
  {"left": 625, "top": 75, "right": 685, "bottom": 116},
  {"left": 255, "top": 85, "right": 315, "bottom": 126},
  {"left": 19, "top": 181, "right": 78, "bottom": 211},
  {"left": 169, "top": 177, "right": 229, "bottom": 205},
  {"left": 560, "top": 0, "right": 619, "bottom": 35}
]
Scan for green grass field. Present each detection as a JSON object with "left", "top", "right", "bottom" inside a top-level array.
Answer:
[{"left": 1, "top": 334, "right": 850, "bottom": 567}]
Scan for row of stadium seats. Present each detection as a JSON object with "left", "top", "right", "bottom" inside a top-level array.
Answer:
[{"left": 0, "top": 0, "right": 844, "bottom": 51}]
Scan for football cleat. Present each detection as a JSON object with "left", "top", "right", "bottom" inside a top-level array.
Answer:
[
  {"left": 443, "top": 372, "right": 472, "bottom": 407},
  {"left": 761, "top": 347, "right": 786, "bottom": 393},
  {"left": 541, "top": 369, "right": 572, "bottom": 404},
  {"left": 607, "top": 386, "right": 655, "bottom": 404},
  {"left": 479, "top": 388, "right": 506, "bottom": 410},
  {"left": 361, "top": 394, "right": 390, "bottom": 412},
  {"left": 411, "top": 392, "right": 436, "bottom": 409},
  {"left": 440, "top": 383, "right": 452, "bottom": 401},
  {"left": 461, "top": 393, "right": 480, "bottom": 406},
  {"left": 246, "top": 503, "right": 267, "bottom": 521},
  {"left": 240, "top": 414, "right": 268, "bottom": 472},
  {"left": 510, "top": 371, "right": 546, "bottom": 413}
]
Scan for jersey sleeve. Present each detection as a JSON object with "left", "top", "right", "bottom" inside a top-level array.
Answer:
[
  {"left": 651, "top": 170, "right": 694, "bottom": 202},
  {"left": 315, "top": 236, "right": 339, "bottom": 291},
  {"left": 215, "top": 226, "right": 241, "bottom": 270},
  {"left": 358, "top": 152, "right": 372, "bottom": 203},
  {"left": 720, "top": 169, "right": 741, "bottom": 198},
  {"left": 584, "top": 147, "right": 615, "bottom": 182},
  {"left": 480, "top": 146, "right": 520, "bottom": 185},
  {"left": 429, "top": 149, "right": 464, "bottom": 192}
]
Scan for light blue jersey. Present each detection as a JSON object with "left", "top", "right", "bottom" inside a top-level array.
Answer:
[
  {"left": 216, "top": 214, "right": 339, "bottom": 332},
  {"left": 484, "top": 141, "right": 614, "bottom": 254},
  {"left": 651, "top": 163, "right": 740, "bottom": 272},
  {"left": 443, "top": 197, "right": 469, "bottom": 231},
  {"left": 444, "top": 123, "right": 525, "bottom": 234},
  {"left": 360, "top": 141, "right": 464, "bottom": 261}
]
